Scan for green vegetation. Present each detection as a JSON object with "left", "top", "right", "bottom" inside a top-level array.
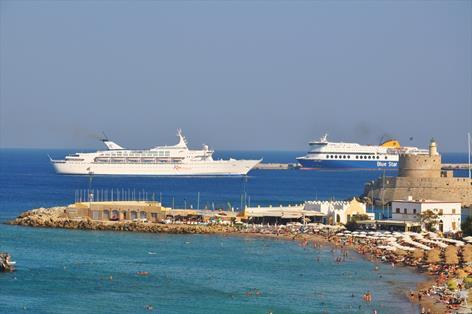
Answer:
[
  {"left": 461, "top": 216, "right": 472, "bottom": 236},
  {"left": 419, "top": 210, "right": 440, "bottom": 232},
  {"left": 345, "top": 214, "right": 370, "bottom": 231}
]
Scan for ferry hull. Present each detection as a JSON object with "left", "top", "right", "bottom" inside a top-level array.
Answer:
[
  {"left": 51, "top": 160, "right": 261, "bottom": 176},
  {"left": 297, "top": 158, "right": 398, "bottom": 170}
]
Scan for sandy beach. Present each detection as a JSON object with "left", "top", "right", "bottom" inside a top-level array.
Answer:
[{"left": 8, "top": 206, "right": 472, "bottom": 313}]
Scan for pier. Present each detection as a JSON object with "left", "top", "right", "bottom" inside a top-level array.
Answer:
[
  {"left": 254, "top": 162, "right": 469, "bottom": 171},
  {"left": 441, "top": 163, "right": 471, "bottom": 170},
  {"left": 254, "top": 163, "right": 300, "bottom": 170}
]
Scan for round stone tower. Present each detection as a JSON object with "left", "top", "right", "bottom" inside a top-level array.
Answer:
[{"left": 398, "top": 138, "right": 441, "bottom": 178}]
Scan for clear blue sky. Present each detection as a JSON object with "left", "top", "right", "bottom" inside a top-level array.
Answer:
[{"left": 1, "top": 1, "right": 471, "bottom": 151}]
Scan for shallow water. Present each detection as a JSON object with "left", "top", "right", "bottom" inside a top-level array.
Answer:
[{"left": 1, "top": 225, "right": 426, "bottom": 314}]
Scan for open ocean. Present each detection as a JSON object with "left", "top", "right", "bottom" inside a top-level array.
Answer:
[{"left": 0, "top": 149, "right": 469, "bottom": 313}]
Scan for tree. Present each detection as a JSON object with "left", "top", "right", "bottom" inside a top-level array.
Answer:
[
  {"left": 344, "top": 214, "right": 370, "bottom": 231},
  {"left": 420, "top": 210, "right": 440, "bottom": 232},
  {"left": 462, "top": 216, "right": 472, "bottom": 236}
]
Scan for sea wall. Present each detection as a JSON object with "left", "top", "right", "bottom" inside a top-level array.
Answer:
[{"left": 8, "top": 207, "right": 238, "bottom": 234}]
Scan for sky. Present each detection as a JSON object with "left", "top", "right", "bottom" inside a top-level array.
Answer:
[{"left": 0, "top": 1, "right": 471, "bottom": 152}]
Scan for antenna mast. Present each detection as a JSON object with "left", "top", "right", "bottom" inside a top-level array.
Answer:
[{"left": 468, "top": 132, "right": 471, "bottom": 179}]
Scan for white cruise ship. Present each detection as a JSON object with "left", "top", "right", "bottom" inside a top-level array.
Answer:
[
  {"left": 297, "top": 134, "right": 427, "bottom": 170},
  {"left": 50, "top": 130, "right": 261, "bottom": 176}
]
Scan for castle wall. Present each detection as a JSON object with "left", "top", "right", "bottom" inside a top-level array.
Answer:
[
  {"left": 398, "top": 154, "right": 441, "bottom": 178},
  {"left": 366, "top": 176, "right": 472, "bottom": 207}
]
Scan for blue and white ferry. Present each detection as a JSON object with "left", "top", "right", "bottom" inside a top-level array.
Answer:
[{"left": 296, "top": 134, "right": 427, "bottom": 170}]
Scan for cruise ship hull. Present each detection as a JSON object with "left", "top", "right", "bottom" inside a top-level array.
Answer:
[
  {"left": 297, "top": 158, "right": 398, "bottom": 170},
  {"left": 51, "top": 160, "right": 261, "bottom": 176}
]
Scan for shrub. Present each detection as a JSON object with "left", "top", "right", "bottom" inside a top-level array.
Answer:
[{"left": 461, "top": 216, "right": 472, "bottom": 236}]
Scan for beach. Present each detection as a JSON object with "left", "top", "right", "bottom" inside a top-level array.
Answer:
[{"left": 8, "top": 206, "right": 472, "bottom": 313}]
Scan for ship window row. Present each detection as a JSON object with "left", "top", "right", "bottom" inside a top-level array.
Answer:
[
  {"left": 326, "top": 155, "right": 388, "bottom": 160},
  {"left": 94, "top": 157, "right": 183, "bottom": 163},
  {"left": 109, "top": 151, "right": 171, "bottom": 157}
]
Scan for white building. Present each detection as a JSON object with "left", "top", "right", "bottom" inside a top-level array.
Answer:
[
  {"left": 243, "top": 204, "right": 325, "bottom": 224},
  {"left": 304, "top": 198, "right": 374, "bottom": 225},
  {"left": 391, "top": 198, "right": 461, "bottom": 233}
]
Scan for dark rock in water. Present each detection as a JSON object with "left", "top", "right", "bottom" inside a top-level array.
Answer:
[{"left": 0, "top": 252, "right": 15, "bottom": 272}]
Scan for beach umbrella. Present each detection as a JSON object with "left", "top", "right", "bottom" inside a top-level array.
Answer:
[{"left": 440, "top": 238, "right": 465, "bottom": 246}]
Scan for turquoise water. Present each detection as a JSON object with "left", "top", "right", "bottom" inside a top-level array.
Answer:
[
  {"left": 2, "top": 149, "right": 464, "bottom": 313},
  {"left": 1, "top": 225, "right": 425, "bottom": 314}
]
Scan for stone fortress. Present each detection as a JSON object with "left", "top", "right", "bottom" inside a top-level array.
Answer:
[{"left": 364, "top": 139, "right": 472, "bottom": 208}]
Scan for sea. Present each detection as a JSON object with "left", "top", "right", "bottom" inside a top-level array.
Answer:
[{"left": 0, "top": 149, "right": 469, "bottom": 313}]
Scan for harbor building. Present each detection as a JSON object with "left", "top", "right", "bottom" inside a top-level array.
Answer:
[
  {"left": 358, "top": 198, "right": 462, "bottom": 233},
  {"left": 242, "top": 198, "right": 373, "bottom": 225},
  {"left": 64, "top": 201, "right": 237, "bottom": 224},
  {"left": 66, "top": 201, "right": 168, "bottom": 222},
  {"left": 242, "top": 204, "right": 325, "bottom": 224},
  {"left": 391, "top": 198, "right": 462, "bottom": 234},
  {"left": 304, "top": 198, "right": 374, "bottom": 224},
  {"left": 364, "top": 139, "right": 472, "bottom": 207}
]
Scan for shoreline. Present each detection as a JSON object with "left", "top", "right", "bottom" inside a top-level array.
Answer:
[{"left": 6, "top": 207, "right": 467, "bottom": 313}]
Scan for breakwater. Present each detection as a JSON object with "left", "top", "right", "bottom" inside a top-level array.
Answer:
[
  {"left": 254, "top": 162, "right": 469, "bottom": 170},
  {"left": 254, "top": 162, "right": 300, "bottom": 170},
  {"left": 8, "top": 207, "right": 237, "bottom": 234}
]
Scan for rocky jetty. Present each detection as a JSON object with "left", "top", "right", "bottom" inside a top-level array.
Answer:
[{"left": 8, "top": 207, "right": 238, "bottom": 234}]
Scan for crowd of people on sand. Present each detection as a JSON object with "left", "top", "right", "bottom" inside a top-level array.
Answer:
[{"left": 239, "top": 222, "right": 472, "bottom": 313}]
